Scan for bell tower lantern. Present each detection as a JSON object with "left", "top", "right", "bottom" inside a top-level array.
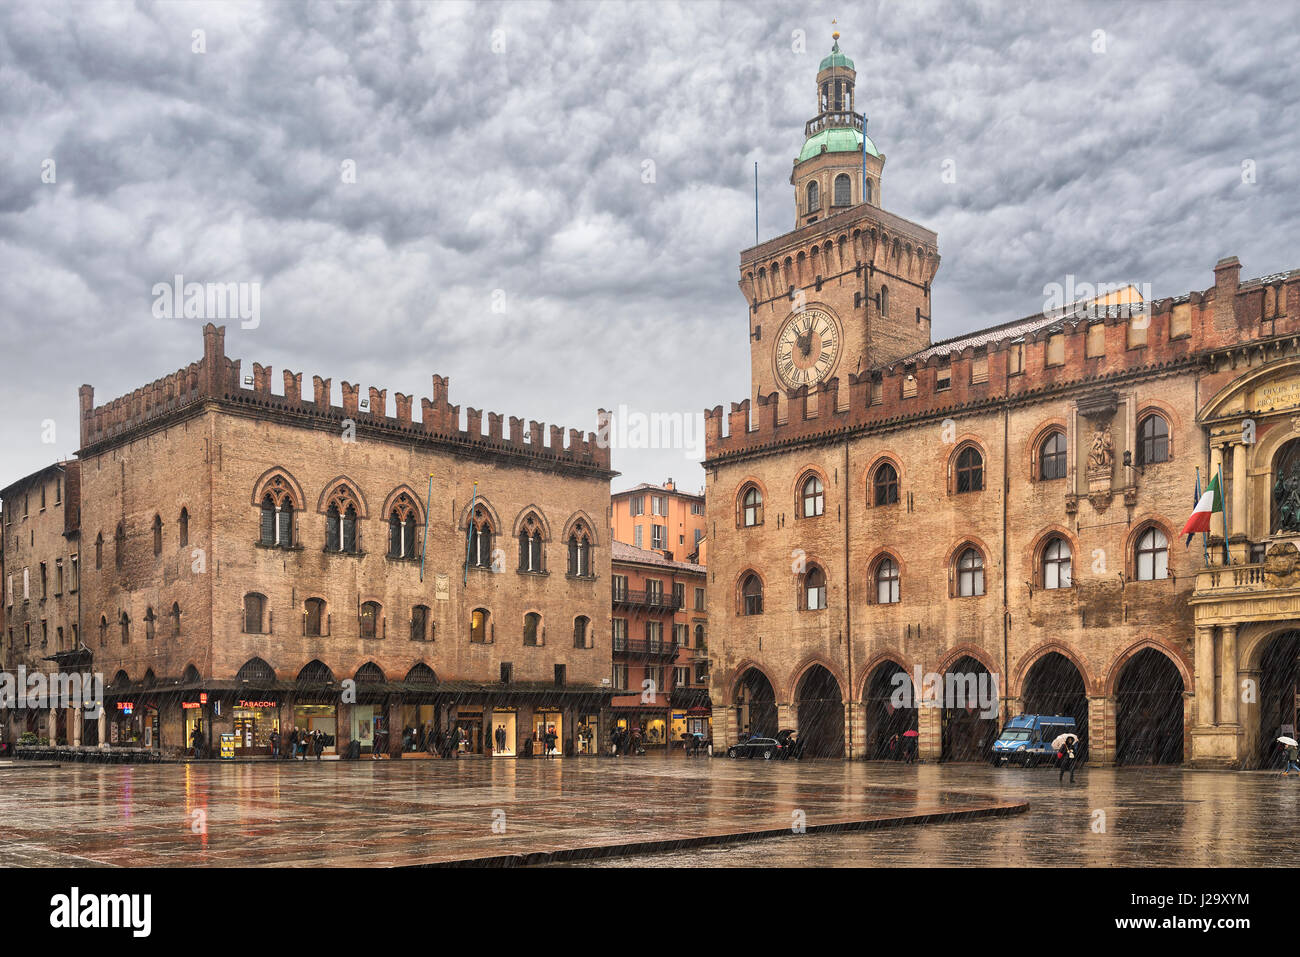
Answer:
[{"left": 792, "top": 32, "right": 886, "bottom": 228}]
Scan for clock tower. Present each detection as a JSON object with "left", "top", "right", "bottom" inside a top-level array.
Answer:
[{"left": 739, "top": 32, "right": 940, "bottom": 405}]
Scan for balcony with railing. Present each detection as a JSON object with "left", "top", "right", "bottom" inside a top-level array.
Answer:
[
  {"left": 611, "top": 636, "right": 680, "bottom": 659},
  {"left": 611, "top": 587, "right": 683, "bottom": 613},
  {"left": 804, "top": 110, "right": 865, "bottom": 139}
]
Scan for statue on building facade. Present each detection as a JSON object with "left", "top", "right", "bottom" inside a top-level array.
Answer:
[
  {"left": 1088, "top": 428, "right": 1114, "bottom": 472},
  {"left": 1274, "top": 462, "right": 1300, "bottom": 532}
]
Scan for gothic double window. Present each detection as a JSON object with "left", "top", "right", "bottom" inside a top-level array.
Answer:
[
  {"left": 467, "top": 508, "right": 494, "bottom": 568},
  {"left": 567, "top": 520, "right": 593, "bottom": 578},
  {"left": 387, "top": 494, "right": 419, "bottom": 560},
  {"left": 325, "top": 486, "right": 361, "bottom": 554}
]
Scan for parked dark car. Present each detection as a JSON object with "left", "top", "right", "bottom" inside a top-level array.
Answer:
[
  {"left": 775, "top": 729, "right": 804, "bottom": 760},
  {"left": 727, "top": 736, "right": 784, "bottom": 760}
]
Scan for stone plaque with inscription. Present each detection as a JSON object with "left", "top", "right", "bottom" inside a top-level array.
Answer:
[{"left": 1254, "top": 377, "right": 1300, "bottom": 413}]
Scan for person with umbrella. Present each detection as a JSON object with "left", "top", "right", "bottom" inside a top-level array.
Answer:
[
  {"left": 902, "top": 729, "right": 918, "bottom": 764},
  {"left": 1054, "top": 732, "right": 1080, "bottom": 783},
  {"left": 1280, "top": 736, "right": 1300, "bottom": 775}
]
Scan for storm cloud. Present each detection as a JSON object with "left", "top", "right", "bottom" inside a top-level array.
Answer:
[{"left": 1, "top": 0, "right": 1296, "bottom": 494}]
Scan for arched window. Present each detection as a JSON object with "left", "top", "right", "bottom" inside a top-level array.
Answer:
[
  {"left": 144, "top": 607, "right": 156, "bottom": 640},
  {"left": 567, "top": 520, "right": 593, "bottom": 577},
  {"left": 1135, "top": 527, "right": 1169, "bottom": 580},
  {"left": 178, "top": 508, "right": 189, "bottom": 547},
  {"left": 119, "top": 611, "right": 130, "bottom": 644},
  {"left": 801, "top": 475, "right": 824, "bottom": 518},
  {"left": 742, "top": 486, "right": 763, "bottom": 527},
  {"left": 880, "top": 285, "right": 889, "bottom": 317},
  {"left": 244, "top": 593, "right": 267, "bottom": 634},
  {"left": 470, "top": 607, "right": 491, "bottom": 644},
  {"left": 360, "top": 601, "right": 381, "bottom": 639},
  {"left": 410, "top": 604, "right": 431, "bottom": 642},
  {"left": 152, "top": 515, "right": 163, "bottom": 556},
  {"left": 875, "top": 556, "right": 900, "bottom": 604},
  {"left": 866, "top": 178, "right": 874, "bottom": 204},
  {"left": 468, "top": 507, "right": 493, "bottom": 568},
  {"left": 956, "top": 446, "right": 984, "bottom": 493},
  {"left": 873, "top": 462, "right": 899, "bottom": 506},
  {"left": 325, "top": 486, "right": 361, "bottom": 554},
  {"left": 806, "top": 180, "right": 819, "bottom": 213},
  {"left": 1040, "top": 431, "right": 1067, "bottom": 480},
  {"left": 833, "top": 172, "right": 852, "bottom": 206},
  {"left": 523, "top": 612, "right": 542, "bottom": 646},
  {"left": 95, "top": 533, "right": 103, "bottom": 570},
  {"left": 956, "top": 547, "right": 985, "bottom": 597},
  {"left": 517, "top": 511, "right": 545, "bottom": 572},
  {"left": 387, "top": 494, "right": 419, "bottom": 560},
  {"left": 261, "top": 494, "right": 277, "bottom": 546},
  {"left": 740, "top": 574, "right": 763, "bottom": 616},
  {"left": 99, "top": 615, "right": 108, "bottom": 645},
  {"left": 114, "top": 522, "right": 125, "bottom": 570},
  {"left": 1137, "top": 414, "right": 1170, "bottom": 465},
  {"left": 171, "top": 602, "right": 181, "bottom": 637},
  {"left": 304, "top": 598, "right": 326, "bottom": 637},
  {"left": 573, "top": 615, "right": 591, "bottom": 649},
  {"left": 1043, "top": 537, "right": 1072, "bottom": 589},
  {"left": 804, "top": 565, "right": 827, "bottom": 610}
]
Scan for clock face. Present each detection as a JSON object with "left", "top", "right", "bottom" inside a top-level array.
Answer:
[{"left": 774, "top": 308, "right": 841, "bottom": 389}]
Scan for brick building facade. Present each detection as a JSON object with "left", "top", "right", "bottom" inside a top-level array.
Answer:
[
  {"left": 1, "top": 462, "right": 83, "bottom": 744},
  {"left": 5, "top": 322, "right": 616, "bottom": 758},
  {"left": 703, "top": 35, "right": 1300, "bottom": 768},
  {"left": 609, "top": 541, "right": 709, "bottom": 748}
]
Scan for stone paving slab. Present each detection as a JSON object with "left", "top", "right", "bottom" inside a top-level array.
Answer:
[{"left": 0, "top": 757, "right": 1024, "bottom": 867}]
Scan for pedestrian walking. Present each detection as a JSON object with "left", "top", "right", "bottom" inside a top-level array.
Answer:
[
  {"left": 314, "top": 730, "right": 324, "bottom": 761},
  {"left": 1058, "top": 738, "right": 1078, "bottom": 783},
  {"left": 190, "top": 727, "right": 204, "bottom": 760},
  {"left": 887, "top": 733, "right": 899, "bottom": 761},
  {"left": 269, "top": 728, "right": 280, "bottom": 759},
  {"left": 544, "top": 725, "right": 557, "bottom": 759},
  {"left": 1284, "top": 743, "right": 1300, "bottom": 776}
]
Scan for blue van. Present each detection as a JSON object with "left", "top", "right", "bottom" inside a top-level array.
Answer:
[{"left": 991, "top": 714, "right": 1077, "bottom": 767}]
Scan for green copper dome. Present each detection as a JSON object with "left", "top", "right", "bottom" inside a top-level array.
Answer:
[
  {"left": 819, "top": 39, "right": 854, "bottom": 72},
  {"left": 798, "top": 126, "right": 879, "bottom": 163}
]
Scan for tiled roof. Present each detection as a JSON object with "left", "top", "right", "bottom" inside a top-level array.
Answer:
[
  {"left": 613, "top": 482, "right": 704, "bottom": 499},
  {"left": 611, "top": 539, "right": 705, "bottom": 574}
]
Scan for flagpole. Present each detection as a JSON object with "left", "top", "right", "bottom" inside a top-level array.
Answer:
[
  {"left": 463, "top": 481, "right": 478, "bottom": 585},
  {"left": 1218, "top": 464, "right": 1228, "bottom": 564},
  {"left": 1197, "top": 467, "right": 1209, "bottom": 567},
  {"left": 419, "top": 473, "right": 433, "bottom": 582}
]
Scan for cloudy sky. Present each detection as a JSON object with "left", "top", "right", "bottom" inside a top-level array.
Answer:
[{"left": 1, "top": 0, "right": 1297, "bottom": 497}]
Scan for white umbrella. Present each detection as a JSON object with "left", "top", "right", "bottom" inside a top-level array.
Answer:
[
  {"left": 1278, "top": 736, "right": 1298, "bottom": 747},
  {"left": 1051, "top": 733, "right": 1079, "bottom": 750}
]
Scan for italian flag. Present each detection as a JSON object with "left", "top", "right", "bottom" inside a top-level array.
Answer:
[{"left": 1181, "top": 473, "right": 1222, "bottom": 537}]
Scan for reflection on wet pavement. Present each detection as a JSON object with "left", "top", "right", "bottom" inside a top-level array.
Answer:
[
  {"left": 0, "top": 757, "right": 1022, "bottom": 867},
  {"left": 0, "top": 757, "right": 1289, "bottom": 867},
  {"left": 564, "top": 763, "right": 1300, "bottom": 867}
]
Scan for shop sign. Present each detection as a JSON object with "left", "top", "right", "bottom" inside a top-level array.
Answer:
[
  {"left": 219, "top": 733, "right": 236, "bottom": 760},
  {"left": 181, "top": 701, "right": 202, "bottom": 710},
  {"left": 117, "top": 702, "right": 134, "bottom": 713},
  {"left": 672, "top": 713, "right": 686, "bottom": 720},
  {"left": 237, "top": 699, "right": 278, "bottom": 709}
]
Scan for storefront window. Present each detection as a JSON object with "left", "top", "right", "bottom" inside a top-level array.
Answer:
[
  {"left": 232, "top": 699, "right": 279, "bottom": 751},
  {"left": 490, "top": 710, "right": 516, "bottom": 756},
  {"left": 293, "top": 704, "right": 337, "bottom": 753}
]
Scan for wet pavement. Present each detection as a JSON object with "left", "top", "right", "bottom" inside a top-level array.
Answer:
[
  {"left": 562, "top": 761, "right": 1300, "bottom": 867},
  {"left": 0, "top": 756, "right": 1019, "bottom": 867},
  {"left": 0, "top": 756, "right": 1292, "bottom": 866}
]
